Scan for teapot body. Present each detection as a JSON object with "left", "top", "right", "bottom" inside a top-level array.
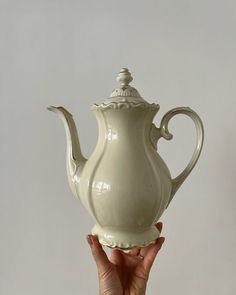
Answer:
[
  {"left": 78, "top": 105, "right": 172, "bottom": 249},
  {"left": 48, "top": 68, "right": 204, "bottom": 251}
]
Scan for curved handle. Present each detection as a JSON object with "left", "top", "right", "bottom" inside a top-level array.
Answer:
[{"left": 152, "top": 107, "right": 204, "bottom": 207}]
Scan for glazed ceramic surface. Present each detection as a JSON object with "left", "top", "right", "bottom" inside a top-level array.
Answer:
[{"left": 48, "top": 68, "right": 204, "bottom": 250}]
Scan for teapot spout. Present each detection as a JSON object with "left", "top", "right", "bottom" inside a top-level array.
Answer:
[{"left": 48, "top": 106, "right": 87, "bottom": 198}]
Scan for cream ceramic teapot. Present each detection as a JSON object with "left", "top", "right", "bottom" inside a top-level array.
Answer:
[{"left": 48, "top": 68, "right": 204, "bottom": 250}]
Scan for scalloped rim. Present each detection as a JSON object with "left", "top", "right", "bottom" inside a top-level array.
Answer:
[
  {"left": 91, "top": 224, "right": 160, "bottom": 251},
  {"left": 99, "top": 237, "right": 157, "bottom": 252},
  {"left": 91, "top": 101, "right": 160, "bottom": 111}
]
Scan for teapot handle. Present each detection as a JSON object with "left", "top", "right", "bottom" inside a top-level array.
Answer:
[{"left": 151, "top": 107, "right": 204, "bottom": 208}]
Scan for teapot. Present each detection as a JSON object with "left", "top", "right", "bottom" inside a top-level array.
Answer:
[{"left": 48, "top": 68, "right": 204, "bottom": 250}]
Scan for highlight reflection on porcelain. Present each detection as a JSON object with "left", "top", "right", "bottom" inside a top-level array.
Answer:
[{"left": 48, "top": 68, "right": 204, "bottom": 250}]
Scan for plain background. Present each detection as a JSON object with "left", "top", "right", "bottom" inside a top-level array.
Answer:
[{"left": 1, "top": 0, "right": 236, "bottom": 294}]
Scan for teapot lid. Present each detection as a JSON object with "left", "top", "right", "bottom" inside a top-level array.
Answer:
[{"left": 91, "top": 68, "right": 159, "bottom": 110}]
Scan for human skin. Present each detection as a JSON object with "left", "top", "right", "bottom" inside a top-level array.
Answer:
[{"left": 87, "top": 222, "right": 165, "bottom": 295}]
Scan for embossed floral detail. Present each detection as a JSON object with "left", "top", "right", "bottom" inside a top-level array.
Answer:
[{"left": 110, "top": 86, "right": 141, "bottom": 98}]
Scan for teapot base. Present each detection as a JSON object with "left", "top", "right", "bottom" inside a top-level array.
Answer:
[{"left": 91, "top": 224, "right": 160, "bottom": 251}]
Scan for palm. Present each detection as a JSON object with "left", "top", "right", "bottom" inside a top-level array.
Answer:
[
  {"left": 87, "top": 223, "right": 165, "bottom": 295},
  {"left": 108, "top": 248, "right": 153, "bottom": 294}
]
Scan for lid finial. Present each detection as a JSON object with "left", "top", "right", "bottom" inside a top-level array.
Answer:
[
  {"left": 91, "top": 68, "right": 160, "bottom": 110},
  {"left": 117, "top": 68, "right": 133, "bottom": 87},
  {"left": 109, "top": 68, "right": 141, "bottom": 98}
]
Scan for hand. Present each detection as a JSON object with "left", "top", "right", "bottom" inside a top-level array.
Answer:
[{"left": 86, "top": 222, "right": 165, "bottom": 295}]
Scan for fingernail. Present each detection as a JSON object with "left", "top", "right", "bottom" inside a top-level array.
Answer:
[{"left": 86, "top": 234, "right": 93, "bottom": 246}]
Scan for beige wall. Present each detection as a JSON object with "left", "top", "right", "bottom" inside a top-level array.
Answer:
[{"left": 1, "top": 0, "right": 235, "bottom": 294}]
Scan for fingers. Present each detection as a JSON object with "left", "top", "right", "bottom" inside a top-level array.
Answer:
[
  {"left": 86, "top": 221, "right": 164, "bottom": 276},
  {"left": 126, "top": 247, "right": 141, "bottom": 256},
  {"left": 143, "top": 237, "right": 165, "bottom": 271},
  {"left": 139, "top": 222, "right": 165, "bottom": 271},
  {"left": 86, "top": 235, "right": 111, "bottom": 273},
  {"left": 139, "top": 222, "right": 163, "bottom": 257},
  {"left": 110, "top": 248, "right": 123, "bottom": 265}
]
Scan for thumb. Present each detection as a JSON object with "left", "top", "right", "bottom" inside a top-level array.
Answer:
[
  {"left": 143, "top": 237, "right": 165, "bottom": 271},
  {"left": 86, "top": 235, "right": 111, "bottom": 274}
]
